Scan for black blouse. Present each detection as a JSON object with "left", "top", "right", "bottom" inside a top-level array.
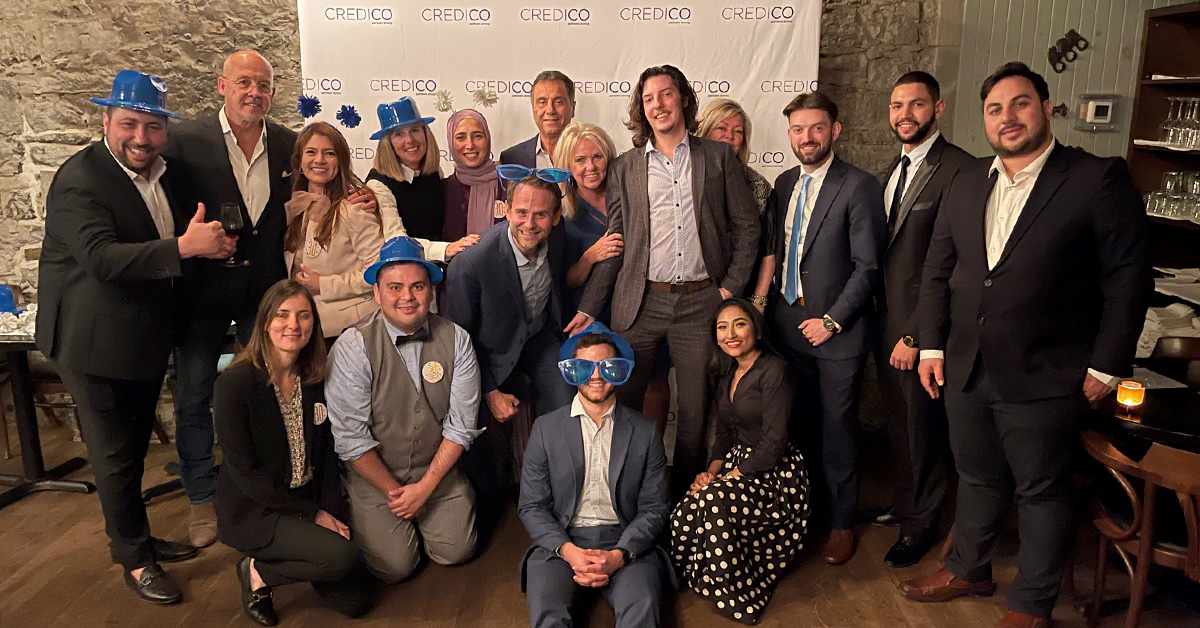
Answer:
[
  {"left": 365, "top": 169, "right": 446, "bottom": 241},
  {"left": 709, "top": 353, "right": 793, "bottom": 477}
]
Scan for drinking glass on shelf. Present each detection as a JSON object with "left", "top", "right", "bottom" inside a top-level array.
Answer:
[
  {"left": 1162, "top": 171, "right": 1184, "bottom": 193},
  {"left": 1158, "top": 96, "right": 1180, "bottom": 143},
  {"left": 1145, "top": 190, "right": 1166, "bottom": 215},
  {"left": 219, "top": 202, "right": 244, "bottom": 267},
  {"left": 1185, "top": 98, "right": 1200, "bottom": 149}
]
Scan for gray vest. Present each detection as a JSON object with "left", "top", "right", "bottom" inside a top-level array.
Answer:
[{"left": 352, "top": 309, "right": 456, "bottom": 487}]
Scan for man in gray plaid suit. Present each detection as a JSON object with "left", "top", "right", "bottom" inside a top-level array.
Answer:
[{"left": 565, "top": 64, "right": 759, "bottom": 493}]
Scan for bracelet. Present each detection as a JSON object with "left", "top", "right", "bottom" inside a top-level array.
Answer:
[{"left": 750, "top": 294, "right": 768, "bottom": 307}]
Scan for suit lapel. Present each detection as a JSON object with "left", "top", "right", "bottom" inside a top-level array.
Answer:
[
  {"left": 607, "top": 407, "right": 633, "bottom": 507},
  {"left": 97, "top": 145, "right": 161, "bottom": 239},
  {"left": 266, "top": 122, "right": 295, "bottom": 221},
  {"left": 688, "top": 135, "right": 707, "bottom": 229},
  {"left": 773, "top": 168, "right": 800, "bottom": 261},
  {"left": 564, "top": 413, "right": 585, "bottom": 512},
  {"left": 800, "top": 158, "right": 846, "bottom": 263},
  {"left": 496, "top": 225, "right": 528, "bottom": 317},
  {"left": 973, "top": 169, "right": 1000, "bottom": 264},
  {"left": 631, "top": 150, "right": 651, "bottom": 258},
  {"left": 994, "top": 144, "right": 1068, "bottom": 270},
  {"left": 889, "top": 160, "right": 939, "bottom": 246},
  {"left": 205, "top": 116, "right": 247, "bottom": 218}
]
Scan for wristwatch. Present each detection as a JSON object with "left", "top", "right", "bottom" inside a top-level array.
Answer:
[
  {"left": 618, "top": 547, "right": 636, "bottom": 564},
  {"left": 822, "top": 315, "right": 840, "bottom": 333},
  {"left": 902, "top": 335, "right": 916, "bottom": 348}
]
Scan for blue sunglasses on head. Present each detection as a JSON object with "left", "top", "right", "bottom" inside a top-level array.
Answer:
[
  {"left": 497, "top": 164, "right": 572, "bottom": 184},
  {"left": 558, "top": 357, "right": 635, "bottom": 386}
]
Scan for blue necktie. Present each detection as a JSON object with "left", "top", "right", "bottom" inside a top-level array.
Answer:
[{"left": 784, "top": 174, "right": 812, "bottom": 305}]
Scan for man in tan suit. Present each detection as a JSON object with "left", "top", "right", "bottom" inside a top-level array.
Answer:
[{"left": 565, "top": 64, "right": 759, "bottom": 493}]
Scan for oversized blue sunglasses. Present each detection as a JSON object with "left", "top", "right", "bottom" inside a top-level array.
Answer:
[
  {"left": 496, "top": 164, "right": 572, "bottom": 184},
  {"left": 558, "top": 357, "right": 635, "bottom": 386}
]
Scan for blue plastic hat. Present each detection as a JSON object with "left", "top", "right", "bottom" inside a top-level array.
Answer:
[
  {"left": 0, "top": 286, "right": 18, "bottom": 314},
  {"left": 90, "top": 70, "right": 180, "bottom": 119},
  {"left": 558, "top": 321, "right": 635, "bottom": 362},
  {"left": 364, "top": 236, "right": 443, "bottom": 285},
  {"left": 369, "top": 97, "right": 435, "bottom": 141}
]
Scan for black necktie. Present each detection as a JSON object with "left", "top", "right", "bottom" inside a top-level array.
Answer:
[
  {"left": 888, "top": 155, "right": 910, "bottom": 233},
  {"left": 395, "top": 327, "right": 429, "bottom": 347}
]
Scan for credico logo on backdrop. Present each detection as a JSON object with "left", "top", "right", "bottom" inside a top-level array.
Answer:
[
  {"left": 370, "top": 78, "right": 439, "bottom": 96},
  {"left": 760, "top": 79, "right": 819, "bottom": 93},
  {"left": 619, "top": 6, "right": 692, "bottom": 24},
  {"left": 303, "top": 78, "right": 344, "bottom": 95},
  {"left": 720, "top": 5, "right": 794, "bottom": 23},
  {"left": 688, "top": 80, "right": 732, "bottom": 97},
  {"left": 421, "top": 7, "right": 492, "bottom": 25},
  {"left": 747, "top": 151, "right": 787, "bottom": 167},
  {"left": 465, "top": 79, "right": 534, "bottom": 98},
  {"left": 574, "top": 80, "right": 634, "bottom": 99},
  {"left": 520, "top": 8, "right": 591, "bottom": 24},
  {"left": 351, "top": 146, "right": 377, "bottom": 161},
  {"left": 323, "top": 7, "right": 394, "bottom": 24},
  {"left": 439, "top": 149, "right": 496, "bottom": 163}
]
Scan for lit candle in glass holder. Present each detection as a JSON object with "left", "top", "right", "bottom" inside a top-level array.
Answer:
[{"left": 1116, "top": 380, "right": 1145, "bottom": 410}]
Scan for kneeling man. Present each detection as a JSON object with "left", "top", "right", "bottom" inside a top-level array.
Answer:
[
  {"left": 519, "top": 322, "right": 673, "bottom": 627},
  {"left": 327, "top": 236, "right": 482, "bottom": 583}
]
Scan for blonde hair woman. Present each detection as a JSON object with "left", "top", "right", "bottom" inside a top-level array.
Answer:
[{"left": 551, "top": 122, "right": 623, "bottom": 294}]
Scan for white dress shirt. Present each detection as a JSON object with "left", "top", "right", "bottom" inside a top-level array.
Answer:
[
  {"left": 917, "top": 140, "right": 1116, "bottom": 386},
  {"left": 535, "top": 139, "right": 553, "bottom": 170},
  {"left": 106, "top": 143, "right": 174, "bottom": 240},
  {"left": 645, "top": 139, "right": 707, "bottom": 283},
  {"left": 569, "top": 395, "right": 620, "bottom": 528},
  {"left": 779, "top": 154, "right": 835, "bottom": 299},
  {"left": 883, "top": 131, "right": 941, "bottom": 218},
  {"left": 219, "top": 107, "right": 270, "bottom": 225}
]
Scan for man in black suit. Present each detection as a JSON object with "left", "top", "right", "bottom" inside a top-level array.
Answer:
[
  {"left": 500, "top": 70, "right": 576, "bottom": 169},
  {"left": 869, "top": 71, "right": 974, "bottom": 568},
  {"left": 899, "top": 62, "right": 1151, "bottom": 628},
  {"left": 163, "top": 50, "right": 374, "bottom": 546},
  {"left": 36, "top": 70, "right": 235, "bottom": 604},
  {"left": 446, "top": 175, "right": 574, "bottom": 515},
  {"left": 767, "top": 92, "right": 886, "bottom": 566}
]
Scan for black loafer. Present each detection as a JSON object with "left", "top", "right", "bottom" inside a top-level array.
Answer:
[
  {"left": 124, "top": 564, "right": 183, "bottom": 604},
  {"left": 884, "top": 530, "right": 937, "bottom": 568},
  {"left": 153, "top": 537, "right": 199, "bottom": 563},
  {"left": 862, "top": 506, "right": 901, "bottom": 527},
  {"left": 237, "top": 557, "right": 279, "bottom": 626}
]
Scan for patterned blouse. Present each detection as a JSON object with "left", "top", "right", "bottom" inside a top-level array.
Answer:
[
  {"left": 744, "top": 163, "right": 773, "bottom": 215},
  {"left": 272, "top": 376, "right": 312, "bottom": 488}
]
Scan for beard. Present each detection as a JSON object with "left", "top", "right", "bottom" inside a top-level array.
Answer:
[
  {"left": 793, "top": 140, "right": 832, "bottom": 166},
  {"left": 989, "top": 119, "right": 1051, "bottom": 158},
  {"left": 891, "top": 115, "right": 936, "bottom": 145},
  {"left": 579, "top": 381, "right": 616, "bottom": 405}
]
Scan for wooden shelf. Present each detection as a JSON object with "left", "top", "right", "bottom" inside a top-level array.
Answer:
[
  {"left": 1132, "top": 143, "right": 1200, "bottom": 155},
  {"left": 1140, "top": 78, "right": 1200, "bottom": 86},
  {"left": 1150, "top": 215, "right": 1200, "bottom": 233}
]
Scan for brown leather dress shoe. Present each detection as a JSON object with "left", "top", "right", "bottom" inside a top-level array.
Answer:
[
  {"left": 995, "top": 611, "right": 1051, "bottom": 628},
  {"left": 822, "top": 529, "right": 856, "bottom": 565},
  {"left": 898, "top": 567, "right": 997, "bottom": 602}
]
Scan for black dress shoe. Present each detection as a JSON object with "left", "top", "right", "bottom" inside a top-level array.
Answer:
[
  {"left": 153, "top": 537, "right": 199, "bottom": 563},
  {"left": 884, "top": 530, "right": 937, "bottom": 568},
  {"left": 124, "top": 564, "right": 183, "bottom": 604},
  {"left": 862, "top": 506, "right": 901, "bottom": 527},
  {"left": 238, "top": 557, "right": 279, "bottom": 626}
]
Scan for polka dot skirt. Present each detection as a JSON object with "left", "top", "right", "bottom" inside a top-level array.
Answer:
[{"left": 669, "top": 443, "right": 810, "bottom": 625}]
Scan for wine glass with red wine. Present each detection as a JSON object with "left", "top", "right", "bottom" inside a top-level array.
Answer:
[{"left": 219, "top": 202, "right": 244, "bottom": 267}]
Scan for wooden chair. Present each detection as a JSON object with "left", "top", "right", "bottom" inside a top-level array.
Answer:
[
  {"left": 1081, "top": 429, "right": 1200, "bottom": 628},
  {"left": 1146, "top": 336, "right": 1200, "bottom": 389}
]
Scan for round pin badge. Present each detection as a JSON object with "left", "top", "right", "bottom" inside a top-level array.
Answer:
[
  {"left": 422, "top": 361, "right": 444, "bottom": 383},
  {"left": 313, "top": 402, "right": 328, "bottom": 425}
]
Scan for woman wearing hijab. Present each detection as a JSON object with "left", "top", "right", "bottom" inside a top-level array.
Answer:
[{"left": 442, "top": 109, "right": 505, "bottom": 242}]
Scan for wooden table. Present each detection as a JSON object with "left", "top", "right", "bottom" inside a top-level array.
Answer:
[
  {"left": 1091, "top": 388, "right": 1200, "bottom": 454},
  {"left": 0, "top": 338, "right": 95, "bottom": 509}
]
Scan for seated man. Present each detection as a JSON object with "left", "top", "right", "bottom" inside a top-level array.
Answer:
[
  {"left": 518, "top": 322, "right": 673, "bottom": 628},
  {"left": 326, "top": 236, "right": 482, "bottom": 583}
]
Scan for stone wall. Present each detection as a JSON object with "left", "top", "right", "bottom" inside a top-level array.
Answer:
[{"left": 0, "top": 0, "right": 953, "bottom": 293}]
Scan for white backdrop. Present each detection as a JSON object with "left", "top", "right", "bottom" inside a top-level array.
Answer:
[{"left": 296, "top": 1, "right": 820, "bottom": 179}]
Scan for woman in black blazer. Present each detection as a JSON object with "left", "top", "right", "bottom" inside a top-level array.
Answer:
[
  {"left": 669, "top": 298, "right": 811, "bottom": 625},
  {"left": 214, "top": 279, "right": 375, "bottom": 625}
]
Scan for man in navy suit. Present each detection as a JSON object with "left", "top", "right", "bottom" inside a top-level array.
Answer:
[
  {"left": 519, "top": 322, "right": 670, "bottom": 628},
  {"left": 37, "top": 70, "right": 235, "bottom": 604},
  {"left": 500, "top": 70, "right": 576, "bottom": 169},
  {"left": 446, "top": 174, "right": 574, "bottom": 512},
  {"left": 767, "top": 92, "right": 887, "bottom": 566}
]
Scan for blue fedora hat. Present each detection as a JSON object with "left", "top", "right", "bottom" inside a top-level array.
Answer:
[
  {"left": 364, "top": 236, "right": 443, "bottom": 285},
  {"left": 369, "top": 97, "right": 435, "bottom": 140},
  {"left": 559, "top": 321, "right": 635, "bottom": 362},
  {"left": 90, "top": 70, "right": 180, "bottom": 119}
]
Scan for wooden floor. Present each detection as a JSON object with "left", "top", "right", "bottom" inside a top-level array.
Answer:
[{"left": 2, "top": 425, "right": 1199, "bottom": 628}]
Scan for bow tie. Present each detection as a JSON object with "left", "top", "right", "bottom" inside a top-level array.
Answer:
[{"left": 395, "top": 327, "right": 429, "bottom": 347}]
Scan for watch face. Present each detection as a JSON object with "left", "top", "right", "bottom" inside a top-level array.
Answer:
[{"left": 823, "top": 318, "right": 835, "bottom": 331}]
